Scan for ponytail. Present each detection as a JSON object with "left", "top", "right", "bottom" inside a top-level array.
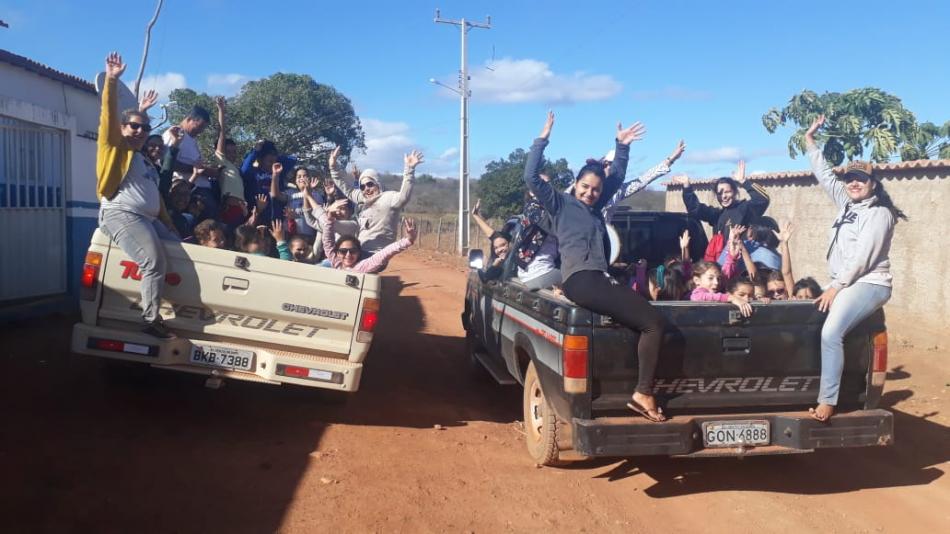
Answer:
[{"left": 873, "top": 181, "right": 907, "bottom": 221}]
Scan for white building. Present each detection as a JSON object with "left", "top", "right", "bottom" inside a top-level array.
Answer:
[{"left": 0, "top": 49, "right": 101, "bottom": 315}]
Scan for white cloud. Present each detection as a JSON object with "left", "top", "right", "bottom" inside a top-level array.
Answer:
[
  {"left": 631, "top": 86, "right": 712, "bottom": 101},
  {"left": 685, "top": 146, "right": 744, "bottom": 164},
  {"left": 437, "top": 57, "right": 622, "bottom": 104},
  {"left": 206, "top": 73, "right": 251, "bottom": 96},
  {"left": 354, "top": 119, "right": 415, "bottom": 173},
  {"left": 139, "top": 72, "right": 187, "bottom": 99},
  {"left": 439, "top": 147, "right": 459, "bottom": 159}
]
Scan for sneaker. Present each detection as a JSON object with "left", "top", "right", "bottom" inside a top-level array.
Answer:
[{"left": 142, "top": 319, "right": 175, "bottom": 339}]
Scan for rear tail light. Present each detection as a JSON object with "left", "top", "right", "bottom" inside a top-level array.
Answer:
[
  {"left": 356, "top": 297, "right": 379, "bottom": 343},
  {"left": 88, "top": 337, "right": 156, "bottom": 357},
  {"left": 562, "top": 334, "right": 589, "bottom": 394},
  {"left": 872, "top": 331, "right": 888, "bottom": 373},
  {"left": 871, "top": 331, "right": 888, "bottom": 388},
  {"left": 80, "top": 252, "right": 103, "bottom": 300},
  {"left": 276, "top": 364, "right": 342, "bottom": 384}
]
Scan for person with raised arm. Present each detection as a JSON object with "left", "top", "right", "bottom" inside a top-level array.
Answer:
[
  {"left": 328, "top": 146, "right": 423, "bottom": 256},
  {"left": 319, "top": 200, "right": 418, "bottom": 273},
  {"left": 804, "top": 115, "right": 906, "bottom": 421},
  {"left": 523, "top": 111, "right": 668, "bottom": 422},
  {"left": 602, "top": 139, "right": 686, "bottom": 223},
  {"left": 95, "top": 52, "right": 179, "bottom": 339},
  {"left": 671, "top": 156, "right": 770, "bottom": 261}
]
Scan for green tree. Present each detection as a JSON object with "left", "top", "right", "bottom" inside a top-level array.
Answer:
[
  {"left": 165, "top": 73, "right": 365, "bottom": 167},
  {"left": 762, "top": 88, "right": 949, "bottom": 165},
  {"left": 475, "top": 149, "right": 573, "bottom": 218},
  {"left": 231, "top": 73, "right": 364, "bottom": 165}
]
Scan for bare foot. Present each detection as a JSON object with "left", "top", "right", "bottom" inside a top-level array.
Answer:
[
  {"left": 629, "top": 392, "right": 666, "bottom": 422},
  {"left": 809, "top": 403, "right": 835, "bottom": 421}
]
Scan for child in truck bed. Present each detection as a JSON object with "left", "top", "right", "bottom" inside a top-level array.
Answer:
[{"left": 689, "top": 260, "right": 753, "bottom": 316}]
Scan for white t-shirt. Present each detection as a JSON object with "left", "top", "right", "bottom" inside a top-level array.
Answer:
[
  {"left": 162, "top": 129, "right": 210, "bottom": 189},
  {"left": 100, "top": 152, "right": 161, "bottom": 219}
]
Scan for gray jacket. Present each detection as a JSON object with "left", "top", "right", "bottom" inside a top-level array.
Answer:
[
  {"left": 331, "top": 164, "right": 415, "bottom": 254},
  {"left": 523, "top": 138, "right": 629, "bottom": 283},
  {"left": 808, "top": 146, "right": 895, "bottom": 289}
]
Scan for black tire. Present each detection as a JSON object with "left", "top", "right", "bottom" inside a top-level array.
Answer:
[{"left": 522, "top": 361, "right": 561, "bottom": 466}]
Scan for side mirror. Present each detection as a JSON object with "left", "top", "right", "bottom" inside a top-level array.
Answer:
[{"left": 468, "top": 249, "right": 484, "bottom": 270}]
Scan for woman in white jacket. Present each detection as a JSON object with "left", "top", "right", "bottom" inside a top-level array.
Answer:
[
  {"left": 328, "top": 146, "right": 424, "bottom": 257},
  {"left": 805, "top": 115, "right": 907, "bottom": 421}
]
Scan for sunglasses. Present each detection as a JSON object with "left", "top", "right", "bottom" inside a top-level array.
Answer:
[
  {"left": 842, "top": 174, "right": 870, "bottom": 184},
  {"left": 337, "top": 247, "right": 360, "bottom": 256},
  {"left": 770, "top": 288, "right": 787, "bottom": 297},
  {"left": 359, "top": 182, "right": 378, "bottom": 190},
  {"left": 124, "top": 121, "right": 152, "bottom": 132}
]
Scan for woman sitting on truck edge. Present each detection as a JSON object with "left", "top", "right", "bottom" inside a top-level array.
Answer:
[
  {"left": 523, "top": 111, "right": 668, "bottom": 422},
  {"left": 805, "top": 115, "right": 905, "bottom": 421},
  {"left": 95, "top": 52, "right": 180, "bottom": 339}
]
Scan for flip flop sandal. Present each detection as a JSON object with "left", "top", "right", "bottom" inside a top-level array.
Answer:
[{"left": 627, "top": 399, "right": 666, "bottom": 422}]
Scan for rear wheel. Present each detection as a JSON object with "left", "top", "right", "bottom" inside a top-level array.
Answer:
[{"left": 523, "top": 361, "right": 561, "bottom": 466}]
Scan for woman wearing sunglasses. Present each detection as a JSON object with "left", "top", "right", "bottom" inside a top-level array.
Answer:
[
  {"left": 805, "top": 114, "right": 907, "bottom": 421},
  {"left": 328, "top": 146, "right": 424, "bottom": 257},
  {"left": 319, "top": 199, "right": 418, "bottom": 273},
  {"left": 95, "top": 52, "right": 179, "bottom": 339}
]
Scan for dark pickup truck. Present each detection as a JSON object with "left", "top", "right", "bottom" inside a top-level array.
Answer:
[{"left": 462, "top": 209, "right": 892, "bottom": 465}]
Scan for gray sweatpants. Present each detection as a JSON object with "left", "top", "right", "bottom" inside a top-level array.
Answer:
[{"left": 98, "top": 208, "right": 178, "bottom": 323}]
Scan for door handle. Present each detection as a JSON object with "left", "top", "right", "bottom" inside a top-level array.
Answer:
[
  {"left": 223, "top": 277, "right": 249, "bottom": 291},
  {"left": 722, "top": 337, "right": 751, "bottom": 356}
]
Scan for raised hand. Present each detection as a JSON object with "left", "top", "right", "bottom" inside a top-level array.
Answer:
[
  {"left": 308, "top": 177, "right": 320, "bottom": 190},
  {"left": 772, "top": 221, "right": 795, "bottom": 243},
  {"left": 328, "top": 146, "right": 341, "bottom": 168},
  {"left": 269, "top": 220, "right": 285, "bottom": 242},
  {"left": 105, "top": 52, "right": 126, "bottom": 79},
  {"left": 539, "top": 111, "right": 554, "bottom": 140},
  {"left": 246, "top": 206, "right": 258, "bottom": 227},
  {"left": 167, "top": 126, "right": 184, "bottom": 147},
  {"left": 667, "top": 140, "right": 686, "bottom": 164},
  {"left": 679, "top": 229, "right": 691, "bottom": 250},
  {"left": 729, "top": 224, "right": 747, "bottom": 244},
  {"left": 214, "top": 96, "right": 226, "bottom": 111},
  {"left": 616, "top": 121, "right": 646, "bottom": 145},
  {"left": 329, "top": 198, "right": 349, "bottom": 219},
  {"left": 255, "top": 193, "right": 269, "bottom": 212},
  {"left": 805, "top": 114, "right": 826, "bottom": 146},
  {"left": 669, "top": 175, "right": 690, "bottom": 187},
  {"left": 271, "top": 162, "right": 283, "bottom": 177},
  {"left": 139, "top": 89, "right": 159, "bottom": 112},
  {"left": 404, "top": 218, "right": 418, "bottom": 244},
  {"left": 472, "top": 198, "right": 481, "bottom": 216},
  {"left": 733, "top": 160, "right": 746, "bottom": 184},
  {"left": 350, "top": 163, "right": 360, "bottom": 180},
  {"left": 404, "top": 149, "right": 425, "bottom": 169}
]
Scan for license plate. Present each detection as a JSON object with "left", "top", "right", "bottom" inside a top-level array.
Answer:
[
  {"left": 702, "top": 420, "right": 770, "bottom": 448},
  {"left": 189, "top": 344, "right": 255, "bottom": 372}
]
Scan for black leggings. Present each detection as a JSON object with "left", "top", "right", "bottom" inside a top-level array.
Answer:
[{"left": 563, "top": 270, "right": 666, "bottom": 395}]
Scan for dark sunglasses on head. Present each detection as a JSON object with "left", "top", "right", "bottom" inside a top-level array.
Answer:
[
  {"left": 359, "top": 182, "right": 377, "bottom": 190},
  {"left": 125, "top": 121, "right": 152, "bottom": 132},
  {"left": 337, "top": 247, "right": 359, "bottom": 256}
]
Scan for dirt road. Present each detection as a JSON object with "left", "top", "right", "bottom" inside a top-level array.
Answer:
[{"left": 2, "top": 252, "right": 947, "bottom": 533}]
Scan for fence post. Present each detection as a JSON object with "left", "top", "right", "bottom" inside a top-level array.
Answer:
[{"left": 436, "top": 217, "right": 443, "bottom": 251}]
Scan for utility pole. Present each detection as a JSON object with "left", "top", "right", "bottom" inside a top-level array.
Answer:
[{"left": 434, "top": 9, "right": 491, "bottom": 255}]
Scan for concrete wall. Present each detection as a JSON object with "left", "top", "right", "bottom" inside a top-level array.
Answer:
[
  {"left": 0, "top": 61, "right": 100, "bottom": 304},
  {"left": 666, "top": 164, "right": 950, "bottom": 350}
]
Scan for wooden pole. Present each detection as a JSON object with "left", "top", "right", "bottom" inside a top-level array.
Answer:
[
  {"left": 436, "top": 217, "right": 443, "bottom": 250},
  {"left": 132, "top": 0, "right": 165, "bottom": 99}
]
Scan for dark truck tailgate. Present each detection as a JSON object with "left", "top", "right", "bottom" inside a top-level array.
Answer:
[{"left": 590, "top": 301, "right": 884, "bottom": 414}]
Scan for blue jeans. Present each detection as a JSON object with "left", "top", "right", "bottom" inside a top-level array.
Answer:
[
  {"left": 99, "top": 208, "right": 179, "bottom": 323},
  {"left": 818, "top": 282, "right": 891, "bottom": 405}
]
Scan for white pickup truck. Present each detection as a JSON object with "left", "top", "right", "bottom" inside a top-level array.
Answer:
[{"left": 71, "top": 229, "right": 381, "bottom": 391}]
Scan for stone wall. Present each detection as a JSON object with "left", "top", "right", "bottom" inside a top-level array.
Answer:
[{"left": 665, "top": 161, "right": 950, "bottom": 350}]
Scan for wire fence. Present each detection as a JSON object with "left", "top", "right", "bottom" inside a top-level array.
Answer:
[{"left": 399, "top": 212, "right": 502, "bottom": 256}]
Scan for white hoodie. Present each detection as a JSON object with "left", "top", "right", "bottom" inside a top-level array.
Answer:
[{"left": 331, "top": 165, "right": 415, "bottom": 255}]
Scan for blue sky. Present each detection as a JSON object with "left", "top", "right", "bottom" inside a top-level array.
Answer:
[{"left": 2, "top": 0, "right": 949, "bottom": 182}]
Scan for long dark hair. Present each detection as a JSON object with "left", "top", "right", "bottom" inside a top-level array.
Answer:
[
  {"left": 575, "top": 162, "right": 606, "bottom": 183},
  {"left": 873, "top": 181, "right": 908, "bottom": 221},
  {"left": 649, "top": 262, "right": 689, "bottom": 301}
]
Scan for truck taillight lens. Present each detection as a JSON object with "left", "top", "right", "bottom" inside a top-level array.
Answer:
[
  {"left": 872, "top": 331, "right": 888, "bottom": 373},
  {"left": 80, "top": 252, "right": 103, "bottom": 300},
  {"left": 356, "top": 297, "right": 380, "bottom": 343},
  {"left": 563, "top": 334, "right": 589, "bottom": 394}
]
